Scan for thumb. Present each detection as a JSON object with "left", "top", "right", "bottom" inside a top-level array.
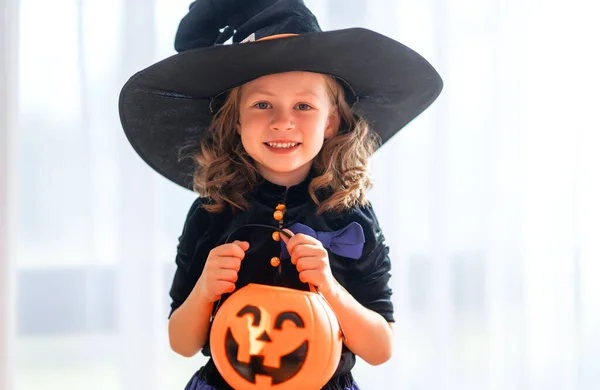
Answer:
[
  {"left": 233, "top": 240, "right": 250, "bottom": 251},
  {"left": 279, "top": 229, "right": 294, "bottom": 245}
]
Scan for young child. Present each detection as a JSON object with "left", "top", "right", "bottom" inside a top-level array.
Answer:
[{"left": 118, "top": 1, "right": 442, "bottom": 389}]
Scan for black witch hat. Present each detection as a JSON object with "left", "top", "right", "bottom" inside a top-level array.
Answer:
[{"left": 118, "top": 0, "right": 443, "bottom": 191}]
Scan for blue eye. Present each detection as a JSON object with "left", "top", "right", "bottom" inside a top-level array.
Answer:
[
  {"left": 254, "top": 102, "right": 270, "bottom": 109},
  {"left": 296, "top": 103, "right": 312, "bottom": 110}
]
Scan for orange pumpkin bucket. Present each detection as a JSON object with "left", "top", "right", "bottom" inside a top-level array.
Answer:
[{"left": 209, "top": 226, "right": 344, "bottom": 390}]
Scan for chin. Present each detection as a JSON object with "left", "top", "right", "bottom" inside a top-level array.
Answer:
[{"left": 263, "top": 162, "right": 307, "bottom": 173}]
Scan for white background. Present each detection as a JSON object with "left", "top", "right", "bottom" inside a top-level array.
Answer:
[{"left": 1, "top": 0, "right": 599, "bottom": 389}]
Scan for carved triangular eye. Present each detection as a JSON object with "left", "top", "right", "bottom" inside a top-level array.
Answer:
[
  {"left": 236, "top": 305, "right": 261, "bottom": 326},
  {"left": 274, "top": 311, "right": 305, "bottom": 329}
]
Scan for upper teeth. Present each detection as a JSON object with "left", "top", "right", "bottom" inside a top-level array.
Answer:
[{"left": 267, "top": 142, "right": 298, "bottom": 148}]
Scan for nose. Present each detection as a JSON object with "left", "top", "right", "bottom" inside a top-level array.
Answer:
[
  {"left": 270, "top": 108, "right": 294, "bottom": 131},
  {"left": 257, "top": 331, "right": 272, "bottom": 342}
]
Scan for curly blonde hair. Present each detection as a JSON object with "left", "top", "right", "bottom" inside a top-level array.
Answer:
[{"left": 192, "top": 74, "right": 380, "bottom": 214}]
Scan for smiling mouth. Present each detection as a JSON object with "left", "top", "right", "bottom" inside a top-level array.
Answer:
[{"left": 264, "top": 142, "right": 301, "bottom": 149}]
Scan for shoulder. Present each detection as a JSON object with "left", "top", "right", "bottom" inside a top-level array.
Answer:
[
  {"left": 179, "top": 196, "right": 223, "bottom": 244},
  {"left": 322, "top": 201, "right": 386, "bottom": 253},
  {"left": 175, "top": 196, "right": 228, "bottom": 273},
  {"left": 324, "top": 201, "right": 382, "bottom": 234},
  {"left": 182, "top": 196, "right": 210, "bottom": 227},
  {"left": 180, "top": 196, "right": 249, "bottom": 242}
]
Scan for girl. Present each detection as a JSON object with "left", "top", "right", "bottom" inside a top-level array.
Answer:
[{"left": 118, "top": 0, "right": 442, "bottom": 389}]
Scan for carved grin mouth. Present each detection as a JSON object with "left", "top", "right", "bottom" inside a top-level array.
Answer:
[{"left": 225, "top": 328, "right": 308, "bottom": 384}]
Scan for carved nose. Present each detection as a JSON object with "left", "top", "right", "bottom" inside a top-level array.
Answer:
[{"left": 257, "top": 331, "right": 272, "bottom": 342}]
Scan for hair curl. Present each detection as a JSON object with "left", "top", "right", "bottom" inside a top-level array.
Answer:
[{"left": 192, "top": 74, "right": 380, "bottom": 214}]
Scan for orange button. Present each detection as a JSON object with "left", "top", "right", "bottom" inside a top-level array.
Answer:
[
  {"left": 272, "top": 231, "right": 280, "bottom": 241},
  {"left": 273, "top": 210, "right": 284, "bottom": 221},
  {"left": 275, "top": 204, "right": 286, "bottom": 211},
  {"left": 270, "top": 257, "right": 281, "bottom": 267}
]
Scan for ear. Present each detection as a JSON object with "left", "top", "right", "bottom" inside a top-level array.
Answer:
[
  {"left": 236, "top": 120, "right": 242, "bottom": 135},
  {"left": 324, "top": 108, "right": 340, "bottom": 139}
]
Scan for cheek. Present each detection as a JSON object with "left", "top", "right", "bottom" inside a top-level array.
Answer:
[
  {"left": 238, "top": 123, "right": 262, "bottom": 150},
  {"left": 239, "top": 133, "right": 258, "bottom": 158},
  {"left": 239, "top": 112, "right": 268, "bottom": 135},
  {"left": 301, "top": 117, "right": 328, "bottom": 144}
]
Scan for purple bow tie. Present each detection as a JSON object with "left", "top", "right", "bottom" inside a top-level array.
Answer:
[{"left": 280, "top": 222, "right": 365, "bottom": 260}]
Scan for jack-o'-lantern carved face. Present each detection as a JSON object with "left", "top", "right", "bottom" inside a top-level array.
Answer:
[
  {"left": 210, "top": 283, "right": 343, "bottom": 389},
  {"left": 226, "top": 304, "right": 308, "bottom": 384}
]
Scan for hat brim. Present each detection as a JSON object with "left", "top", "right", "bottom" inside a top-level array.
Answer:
[{"left": 119, "top": 27, "right": 443, "bottom": 191}]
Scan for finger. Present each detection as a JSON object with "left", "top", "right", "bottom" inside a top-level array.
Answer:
[
  {"left": 280, "top": 229, "right": 294, "bottom": 245},
  {"left": 285, "top": 233, "right": 318, "bottom": 254},
  {"left": 232, "top": 240, "right": 250, "bottom": 252},
  {"left": 290, "top": 243, "right": 324, "bottom": 265},
  {"left": 214, "top": 280, "right": 236, "bottom": 295},
  {"left": 290, "top": 249, "right": 315, "bottom": 265},
  {"left": 295, "top": 256, "right": 321, "bottom": 273},
  {"left": 291, "top": 243, "right": 324, "bottom": 259},
  {"left": 298, "top": 269, "right": 321, "bottom": 286},
  {"left": 217, "top": 256, "right": 242, "bottom": 271},
  {"left": 214, "top": 242, "right": 248, "bottom": 259},
  {"left": 215, "top": 269, "right": 239, "bottom": 283}
]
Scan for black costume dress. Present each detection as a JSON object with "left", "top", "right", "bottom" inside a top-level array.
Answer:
[{"left": 168, "top": 175, "right": 394, "bottom": 389}]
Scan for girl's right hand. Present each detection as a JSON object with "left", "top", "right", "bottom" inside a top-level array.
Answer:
[{"left": 194, "top": 240, "right": 250, "bottom": 303}]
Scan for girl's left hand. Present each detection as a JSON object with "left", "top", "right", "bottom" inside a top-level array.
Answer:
[{"left": 280, "top": 229, "right": 337, "bottom": 295}]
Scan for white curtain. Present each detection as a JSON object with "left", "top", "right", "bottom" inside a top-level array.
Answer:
[{"left": 2, "top": 0, "right": 599, "bottom": 389}]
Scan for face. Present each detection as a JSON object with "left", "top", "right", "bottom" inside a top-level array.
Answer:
[{"left": 238, "top": 71, "right": 339, "bottom": 186}]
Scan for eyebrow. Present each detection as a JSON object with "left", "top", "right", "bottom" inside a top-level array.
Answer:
[{"left": 246, "top": 90, "right": 320, "bottom": 98}]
